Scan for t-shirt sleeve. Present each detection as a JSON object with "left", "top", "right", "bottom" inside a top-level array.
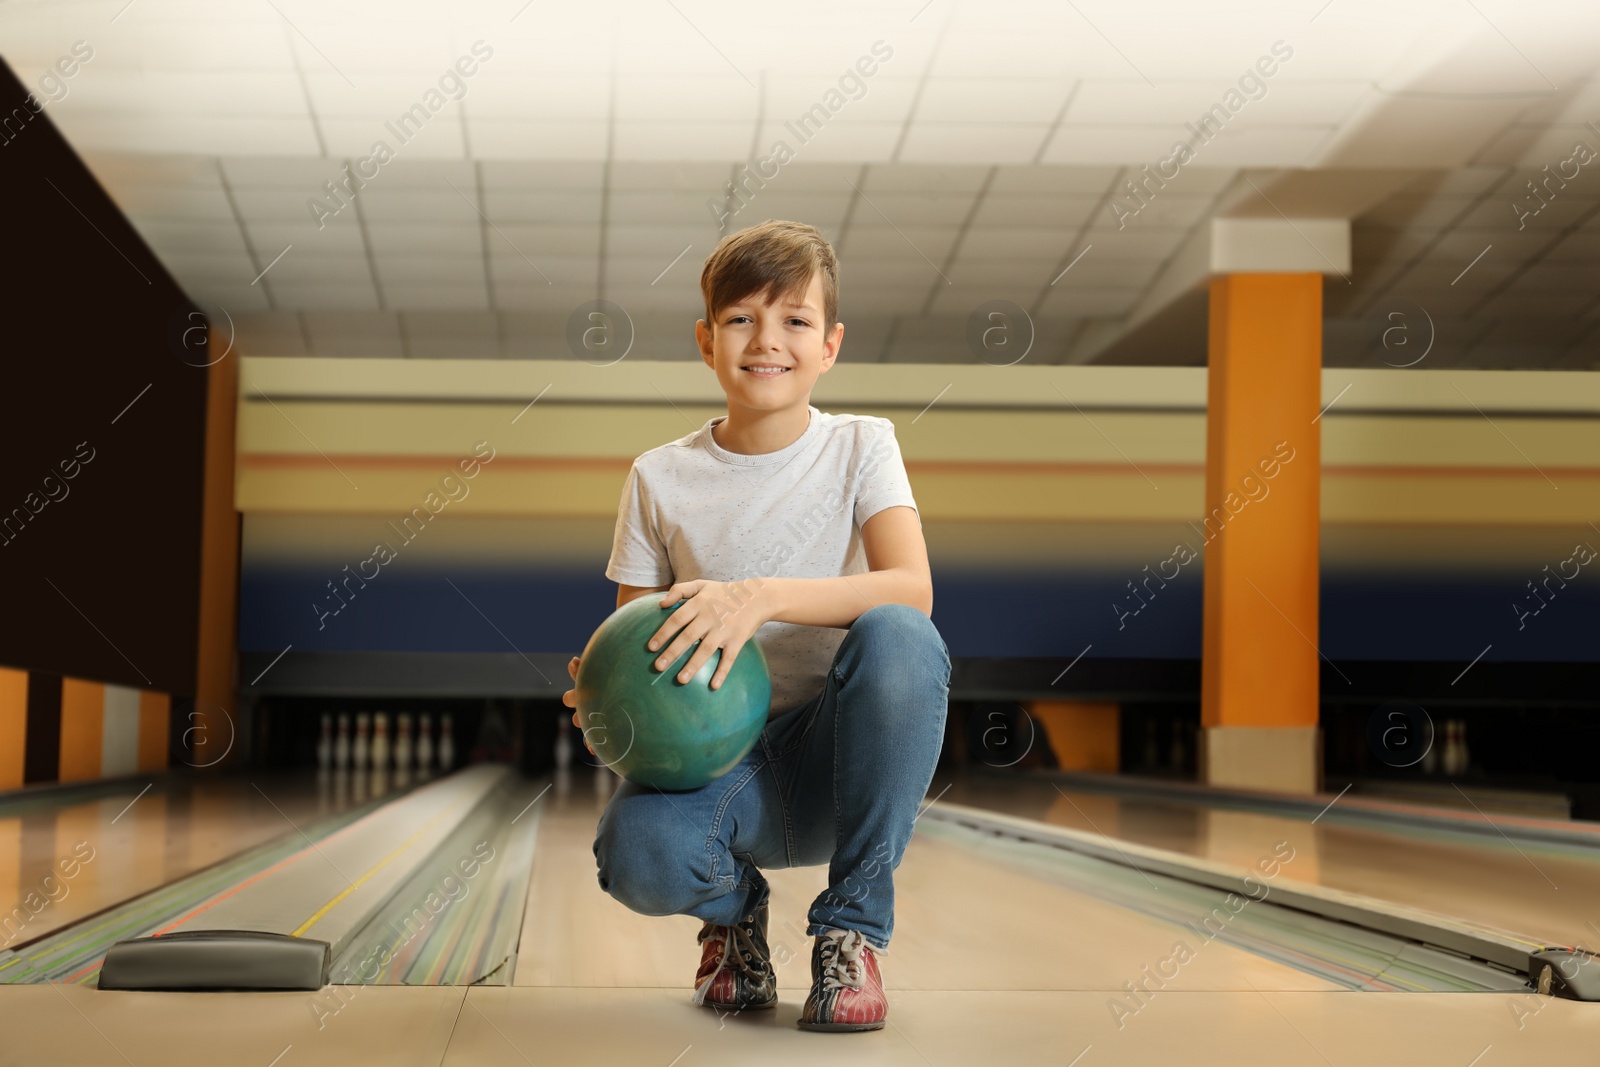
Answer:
[
  {"left": 604, "top": 462, "right": 674, "bottom": 586},
  {"left": 853, "top": 419, "right": 919, "bottom": 528}
]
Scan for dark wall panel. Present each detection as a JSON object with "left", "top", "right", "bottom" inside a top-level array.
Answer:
[
  {"left": 0, "top": 58, "right": 209, "bottom": 696},
  {"left": 22, "top": 672, "right": 62, "bottom": 784}
]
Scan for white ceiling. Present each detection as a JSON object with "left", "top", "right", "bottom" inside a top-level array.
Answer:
[{"left": 5, "top": 0, "right": 1600, "bottom": 366}]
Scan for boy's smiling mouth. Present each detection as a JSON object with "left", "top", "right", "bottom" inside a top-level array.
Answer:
[{"left": 742, "top": 363, "right": 792, "bottom": 378}]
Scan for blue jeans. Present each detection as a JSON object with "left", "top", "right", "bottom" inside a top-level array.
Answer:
[{"left": 593, "top": 603, "right": 951, "bottom": 952}]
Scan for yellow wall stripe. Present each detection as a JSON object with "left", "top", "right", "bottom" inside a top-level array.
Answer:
[{"left": 235, "top": 459, "right": 1599, "bottom": 527}]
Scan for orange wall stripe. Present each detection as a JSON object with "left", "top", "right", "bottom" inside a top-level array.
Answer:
[
  {"left": 58, "top": 678, "right": 106, "bottom": 783},
  {"left": 239, "top": 453, "right": 627, "bottom": 471},
  {"left": 238, "top": 452, "right": 1600, "bottom": 480},
  {"left": 0, "top": 668, "right": 26, "bottom": 791},
  {"left": 137, "top": 691, "right": 170, "bottom": 773},
  {"left": 1202, "top": 274, "right": 1322, "bottom": 730}
]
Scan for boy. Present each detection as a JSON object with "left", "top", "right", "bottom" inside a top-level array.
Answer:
[{"left": 561, "top": 219, "right": 950, "bottom": 1032}]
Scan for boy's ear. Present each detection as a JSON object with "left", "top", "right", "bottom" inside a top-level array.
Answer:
[
  {"left": 696, "top": 319, "right": 715, "bottom": 363},
  {"left": 821, "top": 321, "right": 843, "bottom": 368}
]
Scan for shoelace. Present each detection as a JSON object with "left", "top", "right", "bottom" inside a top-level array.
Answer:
[
  {"left": 691, "top": 914, "right": 771, "bottom": 1005},
  {"left": 818, "top": 929, "right": 871, "bottom": 991}
]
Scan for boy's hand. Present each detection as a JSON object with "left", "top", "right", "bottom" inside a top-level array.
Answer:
[
  {"left": 652, "top": 578, "right": 774, "bottom": 691},
  {"left": 564, "top": 656, "right": 595, "bottom": 755}
]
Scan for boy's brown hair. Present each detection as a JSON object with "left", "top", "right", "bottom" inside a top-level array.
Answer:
[{"left": 699, "top": 219, "right": 840, "bottom": 336}]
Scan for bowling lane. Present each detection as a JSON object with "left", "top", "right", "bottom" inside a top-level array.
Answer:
[
  {"left": 514, "top": 772, "right": 1340, "bottom": 994},
  {"left": 941, "top": 770, "right": 1600, "bottom": 951},
  {"left": 0, "top": 770, "right": 393, "bottom": 950},
  {"left": 4, "top": 770, "right": 1592, "bottom": 1066}
]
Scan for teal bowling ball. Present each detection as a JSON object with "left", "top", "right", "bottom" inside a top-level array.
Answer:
[{"left": 574, "top": 596, "right": 771, "bottom": 791}]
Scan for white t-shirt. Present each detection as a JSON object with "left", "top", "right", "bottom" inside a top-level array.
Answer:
[{"left": 604, "top": 404, "right": 919, "bottom": 719}]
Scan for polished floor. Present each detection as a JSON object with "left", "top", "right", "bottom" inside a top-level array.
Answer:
[
  {"left": 941, "top": 773, "right": 1600, "bottom": 951},
  {"left": 0, "top": 771, "right": 386, "bottom": 949},
  {"left": 1, "top": 767, "right": 1598, "bottom": 1065}
]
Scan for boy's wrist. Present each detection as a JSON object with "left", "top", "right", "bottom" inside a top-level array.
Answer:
[{"left": 748, "top": 576, "right": 786, "bottom": 623}]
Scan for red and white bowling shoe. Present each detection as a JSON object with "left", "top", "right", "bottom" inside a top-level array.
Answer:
[
  {"left": 691, "top": 903, "right": 778, "bottom": 1011},
  {"left": 798, "top": 928, "right": 887, "bottom": 1032}
]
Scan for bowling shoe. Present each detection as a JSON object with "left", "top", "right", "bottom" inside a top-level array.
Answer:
[
  {"left": 797, "top": 928, "right": 887, "bottom": 1032},
  {"left": 691, "top": 902, "right": 778, "bottom": 1010}
]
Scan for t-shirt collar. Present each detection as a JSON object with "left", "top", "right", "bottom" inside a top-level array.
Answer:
[{"left": 702, "top": 405, "right": 820, "bottom": 467}]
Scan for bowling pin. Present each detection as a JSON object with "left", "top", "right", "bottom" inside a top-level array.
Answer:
[
  {"left": 1458, "top": 719, "right": 1471, "bottom": 775},
  {"left": 416, "top": 714, "right": 434, "bottom": 773},
  {"left": 438, "top": 714, "right": 456, "bottom": 771},
  {"left": 1442, "top": 720, "right": 1463, "bottom": 776},
  {"left": 394, "top": 714, "right": 412, "bottom": 772},
  {"left": 555, "top": 716, "right": 573, "bottom": 771},
  {"left": 334, "top": 713, "right": 351, "bottom": 772},
  {"left": 353, "top": 713, "right": 370, "bottom": 771},
  {"left": 316, "top": 713, "right": 332, "bottom": 771},
  {"left": 371, "top": 713, "right": 390, "bottom": 773}
]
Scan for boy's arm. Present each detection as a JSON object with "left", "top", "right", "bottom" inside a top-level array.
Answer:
[
  {"left": 756, "top": 505, "right": 932, "bottom": 628},
  {"left": 617, "top": 582, "right": 672, "bottom": 611}
]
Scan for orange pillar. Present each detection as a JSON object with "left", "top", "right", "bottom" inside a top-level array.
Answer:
[
  {"left": 1200, "top": 273, "right": 1322, "bottom": 794},
  {"left": 193, "top": 330, "right": 241, "bottom": 769},
  {"left": 0, "top": 668, "right": 25, "bottom": 790},
  {"left": 58, "top": 678, "right": 106, "bottom": 783},
  {"left": 138, "top": 691, "right": 171, "bottom": 772}
]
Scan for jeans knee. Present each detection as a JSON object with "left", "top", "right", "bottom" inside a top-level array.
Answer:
[
  {"left": 850, "top": 604, "right": 950, "bottom": 680},
  {"left": 857, "top": 604, "right": 940, "bottom": 662},
  {"left": 594, "top": 798, "right": 714, "bottom": 916}
]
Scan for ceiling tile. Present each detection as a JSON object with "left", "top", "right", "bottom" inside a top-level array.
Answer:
[
  {"left": 129, "top": 219, "right": 249, "bottom": 256},
  {"left": 479, "top": 161, "right": 606, "bottom": 190},
  {"left": 970, "top": 194, "right": 1102, "bottom": 229},
  {"left": 469, "top": 119, "right": 610, "bottom": 160},
  {"left": 177, "top": 283, "right": 274, "bottom": 315},
  {"left": 385, "top": 283, "right": 489, "bottom": 310},
  {"left": 377, "top": 256, "right": 486, "bottom": 283},
  {"left": 259, "top": 254, "right": 374, "bottom": 286},
  {"left": 270, "top": 282, "right": 382, "bottom": 311},
  {"left": 47, "top": 113, "right": 320, "bottom": 155},
  {"left": 480, "top": 191, "right": 602, "bottom": 224},
  {"left": 839, "top": 228, "right": 962, "bottom": 262},
  {"left": 751, "top": 121, "right": 902, "bottom": 163},
  {"left": 233, "top": 312, "right": 309, "bottom": 357},
  {"left": 104, "top": 185, "right": 233, "bottom": 221},
  {"left": 321, "top": 117, "right": 467, "bottom": 159},
  {"left": 366, "top": 223, "right": 484, "bottom": 255}
]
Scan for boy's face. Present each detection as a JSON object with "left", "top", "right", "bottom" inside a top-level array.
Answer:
[{"left": 696, "top": 268, "right": 841, "bottom": 412}]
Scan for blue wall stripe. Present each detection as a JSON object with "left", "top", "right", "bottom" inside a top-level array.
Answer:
[{"left": 238, "top": 565, "right": 1599, "bottom": 663}]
